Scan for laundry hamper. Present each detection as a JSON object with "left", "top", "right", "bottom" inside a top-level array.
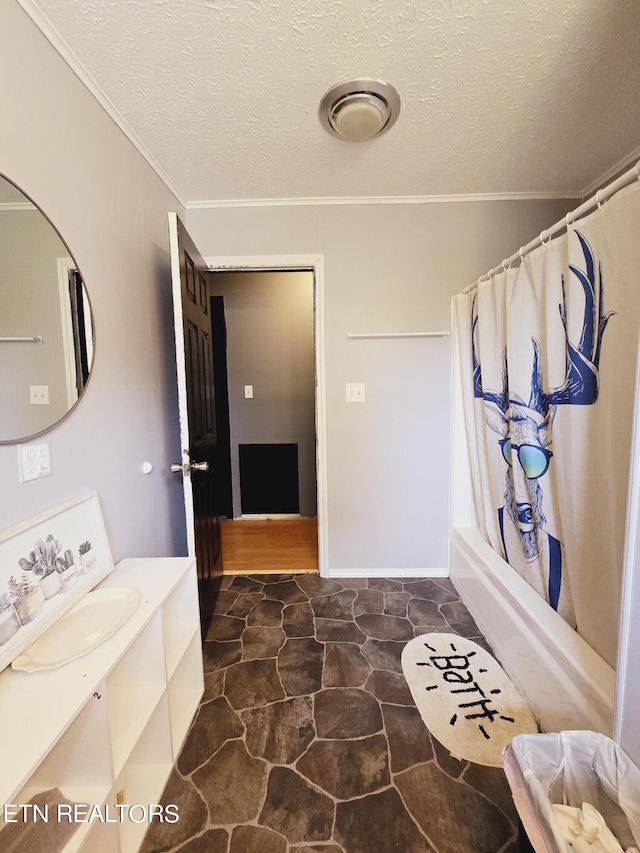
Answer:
[{"left": 502, "top": 731, "right": 640, "bottom": 853}]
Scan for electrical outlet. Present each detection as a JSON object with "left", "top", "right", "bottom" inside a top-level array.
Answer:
[
  {"left": 18, "top": 442, "right": 52, "bottom": 482},
  {"left": 346, "top": 383, "right": 366, "bottom": 403},
  {"left": 30, "top": 385, "right": 49, "bottom": 405}
]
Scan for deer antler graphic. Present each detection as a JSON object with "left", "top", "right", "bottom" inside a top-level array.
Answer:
[
  {"left": 472, "top": 296, "right": 510, "bottom": 412},
  {"left": 529, "top": 232, "right": 615, "bottom": 416},
  {"left": 473, "top": 231, "right": 615, "bottom": 418}
]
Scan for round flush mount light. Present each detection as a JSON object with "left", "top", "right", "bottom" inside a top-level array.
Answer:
[{"left": 319, "top": 78, "right": 401, "bottom": 142}]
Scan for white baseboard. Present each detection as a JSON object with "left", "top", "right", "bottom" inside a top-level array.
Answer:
[
  {"left": 236, "top": 514, "right": 303, "bottom": 520},
  {"left": 327, "top": 568, "right": 449, "bottom": 579}
]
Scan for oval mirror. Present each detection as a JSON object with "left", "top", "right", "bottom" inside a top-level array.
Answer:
[{"left": 0, "top": 175, "right": 94, "bottom": 444}]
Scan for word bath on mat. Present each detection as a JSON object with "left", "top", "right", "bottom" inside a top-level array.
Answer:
[{"left": 401, "top": 633, "right": 538, "bottom": 767}]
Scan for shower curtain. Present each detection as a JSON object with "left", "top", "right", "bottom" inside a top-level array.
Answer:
[{"left": 453, "top": 180, "right": 640, "bottom": 669}]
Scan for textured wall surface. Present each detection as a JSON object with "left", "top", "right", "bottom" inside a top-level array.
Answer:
[{"left": 18, "top": 0, "right": 640, "bottom": 203}]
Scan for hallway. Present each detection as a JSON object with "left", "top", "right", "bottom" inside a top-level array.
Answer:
[
  {"left": 220, "top": 518, "right": 318, "bottom": 573},
  {"left": 142, "top": 573, "right": 520, "bottom": 853}
]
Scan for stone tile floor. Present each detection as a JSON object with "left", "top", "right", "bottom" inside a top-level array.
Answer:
[{"left": 141, "top": 574, "right": 521, "bottom": 853}]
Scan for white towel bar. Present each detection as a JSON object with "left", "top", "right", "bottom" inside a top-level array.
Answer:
[{"left": 347, "top": 331, "right": 450, "bottom": 340}]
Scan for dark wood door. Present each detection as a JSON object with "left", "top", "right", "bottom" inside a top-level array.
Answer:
[
  {"left": 168, "top": 213, "right": 222, "bottom": 635},
  {"left": 210, "top": 296, "right": 233, "bottom": 519}
]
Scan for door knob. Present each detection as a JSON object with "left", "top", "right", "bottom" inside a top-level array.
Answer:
[{"left": 170, "top": 460, "right": 209, "bottom": 475}]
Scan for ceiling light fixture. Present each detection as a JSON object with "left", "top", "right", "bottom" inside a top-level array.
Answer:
[{"left": 319, "top": 78, "right": 401, "bottom": 142}]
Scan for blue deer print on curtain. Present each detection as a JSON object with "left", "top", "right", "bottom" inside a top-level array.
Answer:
[{"left": 472, "top": 232, "right": 614, "bottom": 618}]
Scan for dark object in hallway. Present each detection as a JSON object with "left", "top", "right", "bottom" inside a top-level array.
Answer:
[
  {"left": 143, "top": 574, "right": 521, "bottom": 853},
  {"left": 240, "top": 443, "right": 299, "bottom": 514}
]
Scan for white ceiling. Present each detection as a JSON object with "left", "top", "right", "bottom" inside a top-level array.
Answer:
[{"left": 19, "top": 0, "right": 640, "bottom": 206}]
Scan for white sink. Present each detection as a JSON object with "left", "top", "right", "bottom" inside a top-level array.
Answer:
[{"left": 11, "top": 587, "right": 141, "bottom": 672}]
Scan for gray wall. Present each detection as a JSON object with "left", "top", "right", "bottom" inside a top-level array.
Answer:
[
  {"left": 188, "top": 199, "right": 574, "bottom": 573},
  {"left": 210, "top": 271, "right": 316, "bottom": 518},
  {"left": 0, "top": 1, "right": 187, "bottom": 561}
]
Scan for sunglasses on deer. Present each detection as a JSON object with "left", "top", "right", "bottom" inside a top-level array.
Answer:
[{"left": 499, "top": 438, "right": 553, "bottom": 479}]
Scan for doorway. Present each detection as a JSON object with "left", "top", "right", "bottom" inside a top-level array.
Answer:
[{"left": 204, "top": 257, "right": 328, "bottom": 576}]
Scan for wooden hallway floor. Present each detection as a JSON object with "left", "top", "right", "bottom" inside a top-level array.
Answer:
[{"left": 220, "top": 517, "right": 318, "bottom": 574}]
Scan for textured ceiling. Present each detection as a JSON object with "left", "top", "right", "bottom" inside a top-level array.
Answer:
[{"left": 18, "top": 0, "right": 640, "bottom": 205}]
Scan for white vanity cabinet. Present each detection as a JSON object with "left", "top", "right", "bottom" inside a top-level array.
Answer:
[{"left": 0, "top": 557, "right": 204, "bottom": 852}]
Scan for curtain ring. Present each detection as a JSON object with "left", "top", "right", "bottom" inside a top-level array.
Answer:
[
  {"left": 565, "top": 211, "right": 573, "bottom": 227},
  {"left": 518, "top": 247, "right": 526, "bottom": 263},
  {"left": 635, "top": 160, "right": 640, "bottom": 181},
  {"left": 540, "top": 230, "right": 552, "bottom": 246},
  {"left": 501, "top": 258, "right": 511, "bottom": 273},
  {"left": 596, "top": 190, "right": 603, "bottom": 211}
]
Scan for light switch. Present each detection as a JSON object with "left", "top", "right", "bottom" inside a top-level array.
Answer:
[
  {"left": 244, "top": 385, "right": 254, "bottom": 399},
  {"left": 346, "top": 383, "right": 365, "bottom": 403},
  {"left": 30, "top": 385, "right": 49, "bottom": 405}
]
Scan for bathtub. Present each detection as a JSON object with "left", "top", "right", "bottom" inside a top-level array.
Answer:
[{"left": 449, "top": 526, "right": 615, "bottom": 735}]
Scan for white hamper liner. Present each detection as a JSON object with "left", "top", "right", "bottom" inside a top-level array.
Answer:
[{"left": 503, "top": 732, "right": 640, "bottom": 853}]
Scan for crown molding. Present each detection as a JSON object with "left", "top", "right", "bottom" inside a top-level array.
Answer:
[
  {"left": 580, "top": 145, "right": 640, "bottom": 200},
  {"left": 186, "top": 190, "right": 581, "bottom": 211},
  {"left": 15, "top": 0, "right": 188, "bottom": 209}
]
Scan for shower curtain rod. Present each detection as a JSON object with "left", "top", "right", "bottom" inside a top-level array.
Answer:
[{"left": 463, "top": 158, "right": 640, "bottom": 295}]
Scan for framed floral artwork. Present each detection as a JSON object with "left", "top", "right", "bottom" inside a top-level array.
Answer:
[{"left": 0, "top": 492, "right": 114, "bottom": 672}]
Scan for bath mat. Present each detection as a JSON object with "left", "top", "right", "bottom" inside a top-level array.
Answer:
[{"left": 401, "top": 633, "right": 538, "bottom": 767}]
